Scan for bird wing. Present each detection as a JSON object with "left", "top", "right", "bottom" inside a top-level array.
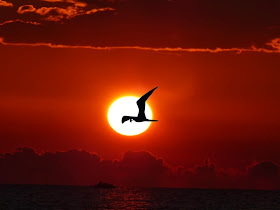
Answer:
[{"left": 136, "top": 87, "right": 158, "bottom": 118}]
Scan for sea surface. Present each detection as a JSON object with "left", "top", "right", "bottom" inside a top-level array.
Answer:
[{"left": 0, "top": 185, "right": 279, "bottom": 209}]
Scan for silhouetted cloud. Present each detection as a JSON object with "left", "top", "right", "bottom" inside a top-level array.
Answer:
[
  {"left": 0, "top": 148, "right": 279, "bottom": 189},
  {"left": 0, "top": 19, "right": 40, "bottom": 26},
  {"left": 247, "top": 161, "right": 280, "bottom": 189},
  {"left": 13, "top": 0, "right": 115, "bottom": 22},
  {"left": 0, "top": 0, "right": 280, "bottom": 50},
  {"left": 0, "top": 0, "right": 12, "bottom": 7},
  {"left": 42, "top": 0, "right": 87, "bottom": 8},
  {"left": 267, "top": 38, "right": 280, "bottom": 51},
  {"left": 85, "top": 7, "right": 115, "bottom": 15},
  {"left": 118, "top": 151, "right": 168, "bottom": 187},
  {"left": 0, "top": 148, "right": 168, "bottom": 186},
  {"left": 17, "top": 5, "right": 36, "bottom": 14},
  {"left": 34, "top": 6, "right": 115, "bottom": 21},
  {"left": 35, "top": 6, "right": 79, "bottom": 21}
]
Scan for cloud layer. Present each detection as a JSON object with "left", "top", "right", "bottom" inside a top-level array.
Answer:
[
  {"left": 0, "top": 0, "right": 280, "bottom": 51},
  {"left": 0, "top": 148, "right": 279, "bottom": 190}
]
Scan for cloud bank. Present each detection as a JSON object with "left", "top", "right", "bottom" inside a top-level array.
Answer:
[
  {"left": 0, "top": 0, "right": 280, "bottom": 52},
  {"left": 0, "top": 148, "right": 279, "bottom": 190}
]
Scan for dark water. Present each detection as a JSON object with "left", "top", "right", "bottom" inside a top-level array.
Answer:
[{"left": 0, "top": 185, "right": 279, "bottom": 209}]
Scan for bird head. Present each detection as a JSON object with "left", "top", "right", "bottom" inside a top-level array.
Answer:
[{"left": 122, "top": 116, "right": 131, "bottom": 123}]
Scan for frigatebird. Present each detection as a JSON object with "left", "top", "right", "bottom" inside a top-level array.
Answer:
[{"left": 122, "top": 87, "right": 158, "bottom": 123}]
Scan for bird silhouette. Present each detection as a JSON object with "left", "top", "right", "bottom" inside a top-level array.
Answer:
[{"left": 122, "top": 87, "right": 158, "bottom": 123}]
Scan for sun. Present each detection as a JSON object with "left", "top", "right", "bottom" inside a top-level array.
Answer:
[{"left": 107, "top": 96, "right": 153, "bottom": 136}]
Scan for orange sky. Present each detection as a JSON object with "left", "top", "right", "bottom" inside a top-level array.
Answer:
[
  {"left": 1, "top": 44, "right": 280, "bottom": 169},
  {"left": 0, "top": 0, "right": 280, "bottom": 177}
]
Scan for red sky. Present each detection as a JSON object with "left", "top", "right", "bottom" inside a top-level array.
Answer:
[{"left": 0, "top": 0, "right": 280, "bottom": 189}]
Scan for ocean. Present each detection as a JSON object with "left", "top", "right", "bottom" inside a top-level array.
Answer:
[{"left": 0, "top": 185, "right": 279, "bottom": 209}]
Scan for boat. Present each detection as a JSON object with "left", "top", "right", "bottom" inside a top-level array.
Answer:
[{"left": 93, "top": 181, "right": 116, "bottom": 188}]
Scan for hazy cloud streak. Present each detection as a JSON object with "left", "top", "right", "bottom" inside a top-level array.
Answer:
[{"left": 1, "top": 37, "right": 279, "bottom": 54}]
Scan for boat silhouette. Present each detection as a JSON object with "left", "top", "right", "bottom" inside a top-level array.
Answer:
[{"left": 94, "top": 181, "right": 116, "bottom": 188}]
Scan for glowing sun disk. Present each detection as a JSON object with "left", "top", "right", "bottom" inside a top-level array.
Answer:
[{"left": 107, "top": 96, "right": 152, "bottom": 136}]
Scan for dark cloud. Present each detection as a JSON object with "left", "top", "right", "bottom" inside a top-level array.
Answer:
[
  {"left": 0, "top": 148, "right": 279, "bottom": 189},
  {"left": 247, "top": 161, "right": 280, "bottom": 189},
  {"left": 0, "top": 19, "right": 40, "bottom": 26},
  {"left": 176, "top": 159, "right": 219, "bottom": 189},
  {"left": 0, "top": 0, "right": 13, "bottom": 7},
  {"left": 0, "top": 0, "right": 115, "bottom": 23},
  {"left": 118, "top": 151, "right": 168, "bottom": 187},
  {"left": 194, "top": 159, "right": 216, "bottom": 188},
  {"left": 17, "top": 5, "right": 36, "bottom": 14},
  {"left": 0, "top": 0, "right": 280, "bottom": 50},
  {"left": 0, "top": 148, "right": 168, "bottom": 186}
]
